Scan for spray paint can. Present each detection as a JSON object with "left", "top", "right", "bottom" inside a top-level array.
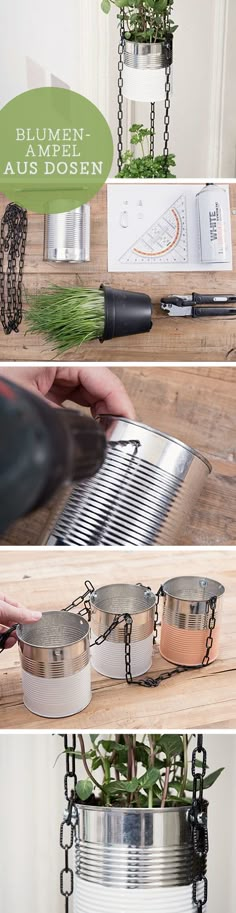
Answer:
[{"left": 196, "top": 184, "right": 231, "bottom": 263}]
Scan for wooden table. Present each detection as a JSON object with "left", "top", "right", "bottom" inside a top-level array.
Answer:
[
  {"left": 0, "top": 184, "right": 236, "bottom": 362},
  {"left": 0, "top": 549, "right": 235, "bottom": 731},
  {"left": 1, "top": 365, "right": 236, "bottom": 546}
]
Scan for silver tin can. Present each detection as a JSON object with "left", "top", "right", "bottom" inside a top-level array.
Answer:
[
  {"left": 17, "top": 611, "right": 91, "bottom": 718},
  {"left": 75, "top": 805, "right": 207, "bottom": 912},
  {"left": 48, "top": 416, "right": 211, "bottom": 547},
  {"left": 90, "top": 583, "right": 156, "bottom": 679},
  {"left": 160, "top": 576, "right": 224, "bottom": 667},
  {"left": 44, "top": 206, "right": 90, "bottom": 262},
  {"left": 123, "top": 40, "right": 172, "bottom": 102}
]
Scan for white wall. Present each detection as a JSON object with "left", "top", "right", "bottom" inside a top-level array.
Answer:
[
  {"left": 0, "top": 0, "right": 235, "bottom": 178},
  {"left": 0, "top": 0, "right": 110, "bottom": 116},
  {"left": 0, "top": 732, "right": 235, "bottom": 913}
]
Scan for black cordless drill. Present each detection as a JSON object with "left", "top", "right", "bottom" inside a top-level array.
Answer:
[{"left": 0, "top": 377, "right": 106, "bottom": 534}]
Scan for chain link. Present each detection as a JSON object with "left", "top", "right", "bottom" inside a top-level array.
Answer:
[
  {"left": 60, "top": 735, "right": 78, "bottom": 913},
  {"left": 201, "top": 597, "right": 217, "bottom": 666},
  {"left": 0, "top": 202, "right": 27, "bottom": 334},
  {"left": 163, "top": 4, "right": 173, "bottom": 173},
  {"left": 117, "top": 12, "right": 125, "bottom": 172},
  {"left": 62, "top": 580, "right": 94, "bottom": 621},
  {"left": 190, "top": 735, "right": 209, "bottom": 912},
  {"left": 150, "top": 103, "right": 156, "bottom": 159}
]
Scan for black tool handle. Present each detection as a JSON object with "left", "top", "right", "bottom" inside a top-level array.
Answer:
[
  {"left": 193, "top": 293, "right": 236, "bottom": 304},
  {"left": 193, "top": 307, "right": 236, "bottom": 318}
]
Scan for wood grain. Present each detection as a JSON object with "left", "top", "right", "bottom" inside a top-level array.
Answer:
[
  {"left": 0, "top": 184, "right": 236, "bottom": 362},
  {"left": 0, "top": 549, "right": 235, "bottom": 730},
  {"left": 1, "top": 365, "right": 235, "bottom": 546}
]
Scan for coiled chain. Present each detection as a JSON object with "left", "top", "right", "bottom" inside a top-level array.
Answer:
[{"left": 0, "top": 202, "right": 27, "bottom": 334}]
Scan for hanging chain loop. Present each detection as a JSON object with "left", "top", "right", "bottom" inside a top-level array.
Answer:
[
  {"left": 62, "top": 580, "right": 95, "bottom": 621},
  {"left": 0, "top": 202, "right": 27, "bottom": 334},
  {"left": 124, "top": 593, "right": 217, "bottom": 688},
  {"left": 190, "top": 734, "right": 209, "bottom": 912},
  {"left": 60, "top": 735, "right": 79, "bottom": 913},
  {"left": 117, "top": 12, "right": 125, "bottom": 172}
]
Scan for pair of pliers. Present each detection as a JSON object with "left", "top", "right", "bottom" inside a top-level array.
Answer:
[{"left": 160, "top": 293, "right": 236, "bottom": 317}]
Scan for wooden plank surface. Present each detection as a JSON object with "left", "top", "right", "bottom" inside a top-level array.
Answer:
[
  {"left": 0, "top": 184, "right": 236, "bottom": 362},
  {"left": 1, "top": 365, "right": 236, "bottom": 546},
  {"left": 0, "top": 549, "right": 235, "bottom": 731}
]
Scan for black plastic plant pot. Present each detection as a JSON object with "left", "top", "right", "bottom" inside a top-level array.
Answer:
[{"left": 100, "top": 285, "right": 152, "bottom": 342}]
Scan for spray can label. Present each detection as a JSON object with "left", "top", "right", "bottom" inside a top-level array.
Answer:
[{"left": 196, "top": 185, "right": 231, "bottom": 263}]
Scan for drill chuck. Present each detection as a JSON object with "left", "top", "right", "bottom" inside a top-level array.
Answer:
[{"left": 0, "top": 378, "right": 106, "bottom": 534}]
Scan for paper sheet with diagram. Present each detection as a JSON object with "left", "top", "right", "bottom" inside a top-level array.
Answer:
[{"left": 107, "top": 183, "right": 232, "bottom": 273}]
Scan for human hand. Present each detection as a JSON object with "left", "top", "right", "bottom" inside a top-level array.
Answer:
[
  {"left": 0, "top": 594, "right": 42, "bottom": 649},
  {"left": 0, "top": 367, "right": 135, "bottom": 420}
]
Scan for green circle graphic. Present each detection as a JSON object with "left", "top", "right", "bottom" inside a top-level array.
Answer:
[{"left": 0, "top": 87, "right": 113, "bottom": 213}]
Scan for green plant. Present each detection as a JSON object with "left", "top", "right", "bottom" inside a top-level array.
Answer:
[
  {"left": 101, "top": 1, "right": 178, "bottom": 43},
  {"left": 116, "top": 123, "right": 175, "bottom": 178},
  {"left": 65, "top": 733, "right": 223, "bottom": 808},
  {"left": 25, "top": 286, "right": 105, "bottom": 353}
]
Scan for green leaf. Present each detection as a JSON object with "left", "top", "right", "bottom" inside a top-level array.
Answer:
[
  {"left": 106, "top": 778, "right": 138, "bottom": 794},
  {"left": 203, "top": 768, "right": 224, "bottom": 789},
  {"left": 138, "top": 767, "right": 161, "bottom": 789},
  {"left": 159, "top": 734, "right": 183, "bottom": 763},
  {"left": 76, "top": 780, "right": 94, "bottom": 801},
  {"left": 101, "top": 0, "right": 111, "bottom": 13}
]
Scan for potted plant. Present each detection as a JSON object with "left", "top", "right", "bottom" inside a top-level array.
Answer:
[
  {"left": 117, "top": 122, "right": 175, "bottom": 177},
  {"left": 101, "top": 0, "right": 177, "bottom": 102},
  {"left": 66, "top": 733, "right": 223, "bottom": 912},
  {"left": 25, "top": 284, "right": 152, "bottom": 353}
]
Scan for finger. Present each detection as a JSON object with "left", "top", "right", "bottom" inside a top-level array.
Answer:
[
  {"left": 66, "top": 367, "right": 136, "bottom": 420},
  {"left": 4, "top": 636, "right": 17, "bottom": 649},
  {"left": 0, "top": 603, "right": 42, "bottom": 625},
  {"left": 0, "top": 593, "right": 26, "bottom": 610}
]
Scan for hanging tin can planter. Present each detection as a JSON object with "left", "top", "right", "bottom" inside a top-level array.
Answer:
[
  {"left": 123, "top": 36, "right": 173, "bottom": 103},
  {"left": 44, "top": 205, "right": 90, "bottom": 262},
  {"left": 90, "top": 583, "right": 156, "bottom": 679},
  {"left": 74, "top": 804, "right": 207, "bottom": 913},
  {"left": 16, "top": 612, "right": 91, "bottom": 718},
  {"left": 48, "top": 416, "right": 211, "bottom": 547},
  {"left": 159, "top": 576, "right": 224, "bottom": 667}
]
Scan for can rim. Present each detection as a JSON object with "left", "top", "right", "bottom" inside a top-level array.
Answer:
[
  {"left": 99, "top": 415, "right": 212, "bottom": 473},
  {"left": 16, "top": 610, "right": 89, "bottom": 648},
  {"left": 77, "top": 802, "right": 208, "bottom": 814},
  {"left": 162, "top": 575, "right": 225, "bottom": 600},
  {"left": 91, "top": 583, "right": 156, "bottom": 614}
]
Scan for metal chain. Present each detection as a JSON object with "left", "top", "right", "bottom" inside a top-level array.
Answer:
[
  {"left": 150, "top": 103, "right": 156, "bottom": 159},
  {"left": 201, "top": 596, "right": 217, "bottom": 666},
  {"left": 0, "top": 202, "right": 27, "bottom": 334},
  {"left": 163, "top": 3, "right": 173, "bottom": 172},
  {"left": 60, "top": 735, "right": 79, "bottom": 913},
  {"left": 90, "top": 613, "right": 132, "bottom": 648},
  {"left": 117, "top": 12, "right": 125, "bottom": 172},
  {"left": 124, "top": 593, "right": 218, "bottom": 688},
  {"left": 190, "top": 734, "right": 209, "bottom": 911},
  {"left": 62, "top": 580, "right": 95, "bottom": 621},
  {"left": 153, "top": 585, "right": 164, "bottom": 644}
]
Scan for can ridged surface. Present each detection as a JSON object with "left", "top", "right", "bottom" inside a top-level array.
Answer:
[
  {"left": 48, "top": 418, "right": 211, "bottom": 547},
  {"left": 91, "top": 632, "right": 153, "bottom": 679},
  {"left": 44, "top": 206, "right": 90, "bottom": 262},
  {"left": 123, "top": 41, "right": 170, "bottom": 102},
  {"left": 90, "top": 583, "right": 155, "bottom": 678},
  {"left": 75, "top": 880, "right": 206, "bottom": 913},
  {"left": 17, "top": 611, "right": 91, "bottom": 718},
  {"left": 75, "top": 806, "right": 206, "bottom": 911},
  {"left": 21, "top": 664, "right": 91, "bottom": 718},
  {"left": 159, "top": 576, "right": 224, "bottom": 667}
]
